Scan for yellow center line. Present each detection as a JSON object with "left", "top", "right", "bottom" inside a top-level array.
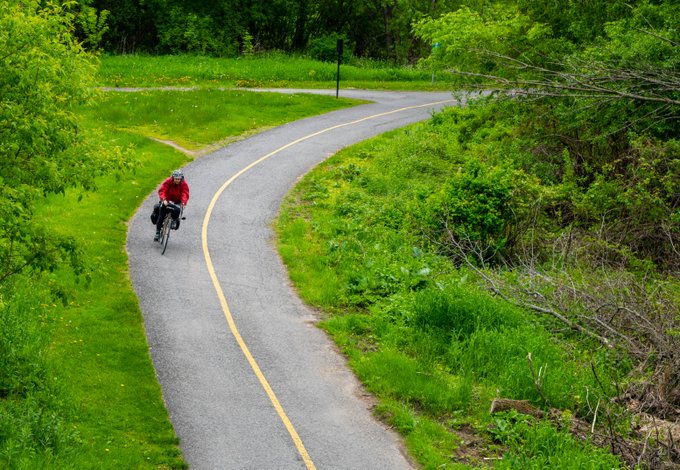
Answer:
[{"left": 201, "top": 98, "right": 454, "bottom": 469}]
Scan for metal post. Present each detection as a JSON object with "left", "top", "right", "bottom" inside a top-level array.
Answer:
[{"left": 336, "top": 39, "right": 343, "bottom": 98}]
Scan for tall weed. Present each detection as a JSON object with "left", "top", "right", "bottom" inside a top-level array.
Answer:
[
  {"left": 491, "top": 412, "right": 623, "bottom": 469},
  {"left": 0, "top": 280, "right": 76, "bottom": 467},
  {"left": 411, "top": 285, "right": 521, "bottom": 340}
]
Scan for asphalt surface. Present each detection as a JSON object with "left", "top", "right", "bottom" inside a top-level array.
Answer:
[{"left": 127, "top": 89, "right": 463, "bottom": 469}]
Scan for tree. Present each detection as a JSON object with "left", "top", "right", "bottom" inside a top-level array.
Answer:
[
  {"left": 0, "top": 1, "right": 125, "bottom": 283},
  {"left": 415, "top": 1, "right": 680, "bottom": 124},
  {"left": 82, "top": 0, "right": 465, "bottom": 61},
  {"left": 415, "top": 1, "right": 680, "bottom": 267},
  {"left": 88, "top": 0, "right": 159, "bottom": 53}
]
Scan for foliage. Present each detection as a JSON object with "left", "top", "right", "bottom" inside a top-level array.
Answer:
[
  {"left": 307, "top": 33, "right": 352, "bottom": 63},
  {"left": 415, "top": 4, "right": 564, "bottom": 79},
  {"left": 72, "top": 0, "right": 110, "bottom": 51},
  {"left": 155, "top": 5, "right": 237, "bottom": 56},
  {"left": 420, "top": 158, "right": 540, "bottom": 263},
  {"left": 86, "top": 0, "right": 160, "bottom": 53},
  {"left": 414, "top": 2, "right": 680, "bottom": 150},
  {"left": 81, "top": 0, "right": 462, "bottom": 62},
  {"left": 414, "top": 95, "right": 680, "bottom": 272},
  {"left": 414, "top": 0, "right": 680, "bottom": 170},
  {"left": 0, "top": 281, "right": 78, "bottom": 466},
  {"left": 0, "top": 1, "right": 127, "bottom": 285},
  {"left": 276, "top": 116, "right": 637, "bottom": 466}
]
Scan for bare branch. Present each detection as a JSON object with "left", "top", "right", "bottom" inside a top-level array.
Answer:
[
  {"left": 634, "top": 28, "right": 680, "bottom": 48},
  {"left": 442, "top": 229, "right": 615, "bottom": 348},
  {"left": 446, "top": 48, "right": 680, "bottom": 109}
]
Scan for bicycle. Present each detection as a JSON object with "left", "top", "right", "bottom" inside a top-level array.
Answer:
[{"left": 157, "top": 202, "right": 185, "bottom": 255}]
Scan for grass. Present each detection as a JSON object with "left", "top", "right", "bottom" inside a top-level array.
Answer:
[
  {"left": 275, "top": 117, "right": 627, "bottom": 467},
  {"left": 97, "top": 53, "right": 455, "bottom": 90},
  {"left": 1, "top": 72, "right": 361, "bottom": 467},
  {"left": 91, "top": 89, "right": 361, "bottom": 151}
]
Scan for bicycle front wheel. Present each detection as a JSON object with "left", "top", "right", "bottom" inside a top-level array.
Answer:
[
  {"left": 161, "top": 219, "right": 171, "bottom": 255},
  {"left": 161, "top": 229, "right": 170, "bottom": 254}
]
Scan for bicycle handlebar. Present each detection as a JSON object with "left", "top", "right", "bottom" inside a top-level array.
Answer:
[
  {"left": 161, "top": 200, "right": 183, "bottom": 209},
  {"left": 160, "top": 200, "right": 185, "bottom": 219}
]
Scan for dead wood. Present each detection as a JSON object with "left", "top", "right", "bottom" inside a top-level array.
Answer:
[{"left": 489, "top": 398, "right": 545, "bottom": 418}]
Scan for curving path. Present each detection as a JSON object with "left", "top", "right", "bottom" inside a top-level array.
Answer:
[{"left": 127, "top": 89, "right": 463, "bottom": 469}]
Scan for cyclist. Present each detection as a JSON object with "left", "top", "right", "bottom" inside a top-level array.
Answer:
[{"left": 154, "top": 169, "right": 190, "bottom": 241}]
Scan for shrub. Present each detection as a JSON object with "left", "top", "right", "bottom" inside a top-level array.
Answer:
[
  {"left": 307, "top": 34, "right": 352, "bottom": 63},
  {"left": 156, "top": 7, "right": 238, "bottom": 56},
  {"left": 421, "top": 159, "right": 540, "bottom": 264}
]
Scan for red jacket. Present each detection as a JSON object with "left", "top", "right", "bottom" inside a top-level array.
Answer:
[{"left": 158, "top": 177, "right": 190, "bottom": 205}]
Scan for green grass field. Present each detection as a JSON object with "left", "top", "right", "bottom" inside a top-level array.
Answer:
[{"left": 97, "top": 53, "right": 455, "bottom": 90}]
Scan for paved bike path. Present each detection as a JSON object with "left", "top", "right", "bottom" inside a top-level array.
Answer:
[{"left": 127, "top": 90, "right": 461, "bottom": 469}]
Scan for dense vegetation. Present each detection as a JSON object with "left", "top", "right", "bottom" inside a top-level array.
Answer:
[
  {"left": 75, "top": 0, "right": 460, "bottom": 61},
  {"left": 413, "top": 0, "right": 680, "bottom": 415},
  {"left": 277, "top": 113, "right": 632, "bottom": 468},
  {"left": 2, "top": 0, "right": 679, "bottom": 467}
]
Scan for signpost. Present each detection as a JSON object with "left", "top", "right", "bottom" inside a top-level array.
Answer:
[{"left": 336, "top": 39, "right": 343, "bottom": 98}]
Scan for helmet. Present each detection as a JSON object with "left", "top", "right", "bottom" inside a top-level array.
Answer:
[{"left": 171, "top": 169, "right": 184, "bottom": 181}]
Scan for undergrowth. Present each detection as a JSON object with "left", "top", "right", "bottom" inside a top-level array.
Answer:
[{"left": 275, "top": 99, "right": 664, "bottom": 467}]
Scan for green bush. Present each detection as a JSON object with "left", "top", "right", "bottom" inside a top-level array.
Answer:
[
  {"left": 156, "top": 7, "right": 238, "bottom": 56},
  {"left": 422, "top": 159, "right": 539, "bottom": 263},
  {"left": 307, "top": 34, "right": 352, "bottom": 63}
]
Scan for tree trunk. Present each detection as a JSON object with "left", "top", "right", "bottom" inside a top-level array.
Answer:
[
  {"left": 383, "top": 2, "right": 395, "bottom": 60},
  {"left": 292, "top": 0, "right": 309, "bottom": 51}
]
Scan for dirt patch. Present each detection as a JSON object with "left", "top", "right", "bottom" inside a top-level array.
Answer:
[
  {"left": 149, "top": 128, "right": 270, "bottom": 158},
  {"left": 149, "top": 137, "right": 199, "bottom": 157},
  {"left": 453, "top": 424, "right": 502, "bottom": 467}
]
